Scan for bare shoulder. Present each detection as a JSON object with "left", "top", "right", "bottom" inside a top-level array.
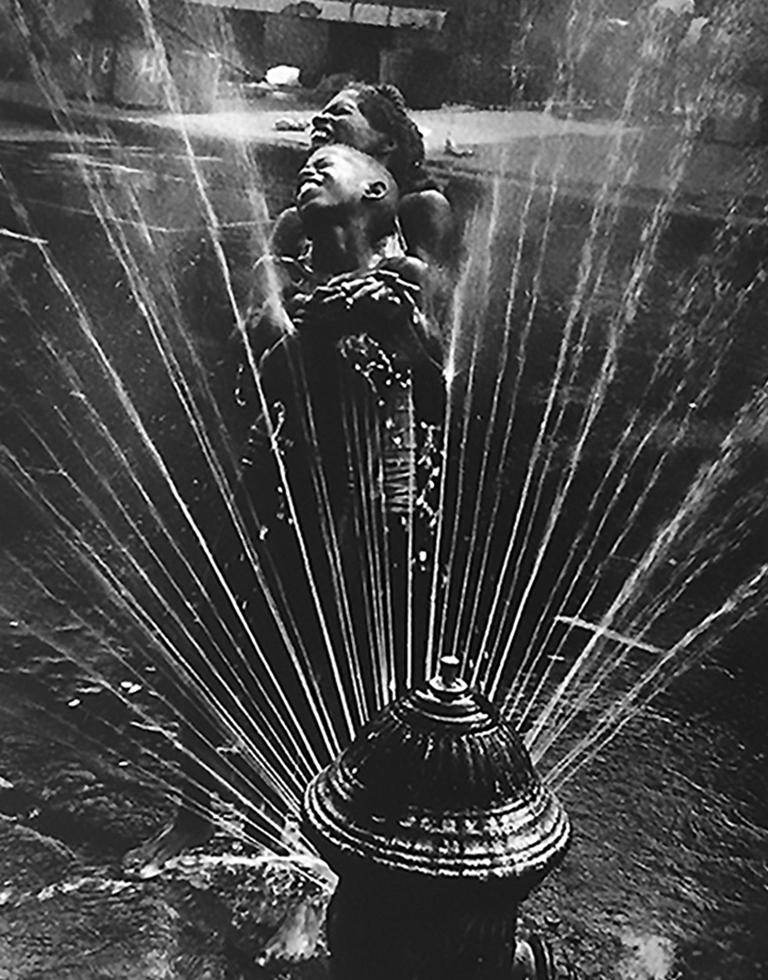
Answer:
[
  {"left": 251, "top": 254, "right": 308, "bottom": 313},
  {"left": 399, "top": 188, "right": 452, "bottom": 222},
  {"left": 382, "top": 254, "right": 429, "bottom": 287},
  {"left": 398, "top": 189, "right": 454, "bottom": 264},
  {"left": 270, "top": 206, "right": 304, "bottom": 257}
]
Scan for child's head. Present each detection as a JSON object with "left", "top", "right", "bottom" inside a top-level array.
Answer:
[
  {"left": 309, "top": 84, "right": 427, "bottom": 193},
  {"left": 296, "top": 144, "right": 398, "bottom": 242}
]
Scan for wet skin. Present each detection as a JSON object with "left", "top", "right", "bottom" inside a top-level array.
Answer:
[
  {"left": 295, "top": 144, "right": 393, "bottom": 235},
  {"left": 296, "top": 146, "right": 374, "bottom": 214},
  {"left": 272, "top": 88, "right": 454, "bottom": 266},
  {"left": 309, "top": 89, "right": 395, "bottom": 160}
]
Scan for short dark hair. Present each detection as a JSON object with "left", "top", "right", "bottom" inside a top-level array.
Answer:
[{"left": 347, "top": 84, "right": 433, "bottom": 194}]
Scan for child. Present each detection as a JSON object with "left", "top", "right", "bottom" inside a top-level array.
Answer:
[
  {"left": 239, "top": 143, "right": 443, "bottom": 525},
  {"left": 271, "top": 84, "right": 454, "bottom": 267},
  {"left": 123, "top": 145, "right": 444, "bottom": 877},
  {"left": 241, "top": 143, "right": 438, "bottom": 366}
]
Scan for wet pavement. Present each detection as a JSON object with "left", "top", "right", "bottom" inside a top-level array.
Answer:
[
  {"left": 1, "top": 609, "right": 765, "bottom": 978},
  {"left": 1, "top": 94, "right": 767, "bottom": 979},
  {"left": 3, "top": 78, "right": 768, "bottom": 222}
]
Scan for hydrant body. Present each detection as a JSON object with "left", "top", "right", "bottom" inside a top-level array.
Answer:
[{"left": 303, "top": 665, "right": 571, "bottom": 979}]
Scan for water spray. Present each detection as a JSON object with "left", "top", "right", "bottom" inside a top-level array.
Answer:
[{"left": 303, "top": 655, "right": 571, "bottom": 979}]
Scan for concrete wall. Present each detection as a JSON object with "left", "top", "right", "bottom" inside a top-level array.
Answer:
[
  {"left": 264, "top": 13, "right": 330, "bottom": 86},
  {"left": 445, "top": 0, "right": 524, "bottom": 105}
]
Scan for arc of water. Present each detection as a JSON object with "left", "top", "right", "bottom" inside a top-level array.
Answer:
[
  {"left": 58, "top": 162, "right": 341, "bottom": 760},
  {"left": 125, "top": 2, "right": 364, "bottom": 745},
  {"left": 76, "top": 125, "right": 378, "bottom": 741},
  {"left": 489, "top": 53, "right": 739, "bottom": 710},
  {"left": 471, "top": 115, "right": 642, "bottom": 695},
  {"left": 483, "top": 68, "right": 724, "bottom": 706},
  {"left": 487, "top": 106, "right": 706, "bottom": 705},
  {"left": 513, "top": 234, "right": 764, "bottom": 726},
  {"left": 13, "top": 6, "right": 361, "bottom": 749},
  {"left": 1, "top": 444, "right": 306, "bottom": 810},
  {"left": 545, "top": 563, "right": 768, "bottom": 788},
  {"left": 0, "top": 679, "right": 302, "bottom": 861},
  {"left": 0, "top": 589, "right": 306, "bottom": 856},
  {"left": 88, "top": 149, "right": 358, "bottom": 747},
  {"left": 550, "top": 376, "right": 768, "bottom": 736},
  {"left": 451, "top": 159, "right": 553, "bottom": 682},
  {"left": 36, "top": 389, "right": 321, "bottom": 785},
  {"left": 431, "top": 178, "right": 504, "bottom": 675},
  {"left": 597, "top": 471, "right": 766, "bottom": 692},
  {"left": 27, "top": 319, "right": 329, "bottom": 776},
  {"left": 453, "top": 6, "right": 643, "bottom": 690},
  {"left": 528, "top": 382, "right": 768, "bottom": 760},
  {"left": 510, "top": 296, "right": 713, "bottom": 715}
]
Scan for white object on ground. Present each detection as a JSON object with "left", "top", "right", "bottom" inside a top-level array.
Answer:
[
  {"left": 652, "top": 0, "right": 694, "bottom": 14},
  {"left": 266, "top": 65, "right": 301, "bottom": 87}
]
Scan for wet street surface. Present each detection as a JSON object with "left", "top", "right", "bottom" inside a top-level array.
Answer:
[{"left": 1, "top": 120, "right": 767, "bottom": 979}]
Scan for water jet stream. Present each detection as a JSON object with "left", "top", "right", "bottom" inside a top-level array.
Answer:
[
  {"left": 0, "top": 448, "right": 305, "bottom": 811},
  {"left": 12, "top": 2, "right": 361, "bottom": 749},
  {"left": 528, "top": 384, "right": 768, "bottom": 761},
  {"left": 0, "top": 7, "right": 765, "bottom": 933},
  {"left": 5, "top": 399, "right": 320, "bottom": 789},
  {"left": 469, "top": 73, "right": 650, "bottom": 693},
  {"left": 487, "top": 106, "right": 708, "bottom": 702}
]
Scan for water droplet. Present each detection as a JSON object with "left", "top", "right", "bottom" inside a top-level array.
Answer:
[{"left": 77, "top": 684, "right": 102, "bottom": 696}]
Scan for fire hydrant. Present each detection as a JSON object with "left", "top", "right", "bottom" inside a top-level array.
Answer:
[{"left": 303, "top": 657, "right": 571, "bottom": 979}]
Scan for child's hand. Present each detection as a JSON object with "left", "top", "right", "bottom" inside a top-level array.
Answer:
[{"left": 308, "top": 268, "right": 421, "bottom": 313}]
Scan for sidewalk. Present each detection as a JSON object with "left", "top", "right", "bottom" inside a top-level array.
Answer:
[{"left": 2, "top": 78, "right": 767, "bottom": 223}]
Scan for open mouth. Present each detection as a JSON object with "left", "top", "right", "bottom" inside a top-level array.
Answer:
[
  {"left": 309, "top": 126, "right": 333, "bottom": 147},
  {"left": 297, "top": 180, "right": 322, "bottom": 205}
]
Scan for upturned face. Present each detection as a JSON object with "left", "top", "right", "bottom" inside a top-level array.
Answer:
[
  {"left": 296, "top": 145, "right": 370, "bottom": 217},
  {"left": 309, "top": 89, "right": 388, "bottom": 157}
]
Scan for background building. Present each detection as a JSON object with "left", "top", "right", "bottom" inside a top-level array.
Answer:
[{"left": 184, "top": 0, "right": 547, "bottom": 107}]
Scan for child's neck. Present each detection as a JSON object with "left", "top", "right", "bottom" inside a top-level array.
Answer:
[{"left": 308, "top": 219, "right": 377, "bottom": 279}]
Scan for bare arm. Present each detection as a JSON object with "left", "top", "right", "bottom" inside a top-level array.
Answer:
[
  {"left": 246, "top": 256, "right": 298, "bottom": 361},
  {"left": 398, "top": 189, "right": 455, "bottom": 267},
  {"left": 269, "top": 206, "right": 304, "bottom": 258}
]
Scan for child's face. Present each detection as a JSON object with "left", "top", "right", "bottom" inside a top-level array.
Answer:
[
  {"left": 296, "top": 146, "right": 368, "bottom": 218},
  {"left": 309, "top": 89, "right": 386, "bottom": 157}
]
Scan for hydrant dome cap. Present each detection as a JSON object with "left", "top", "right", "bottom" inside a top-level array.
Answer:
[{"left": 303, "top": 675, "right": 570, "bottom": 883}]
